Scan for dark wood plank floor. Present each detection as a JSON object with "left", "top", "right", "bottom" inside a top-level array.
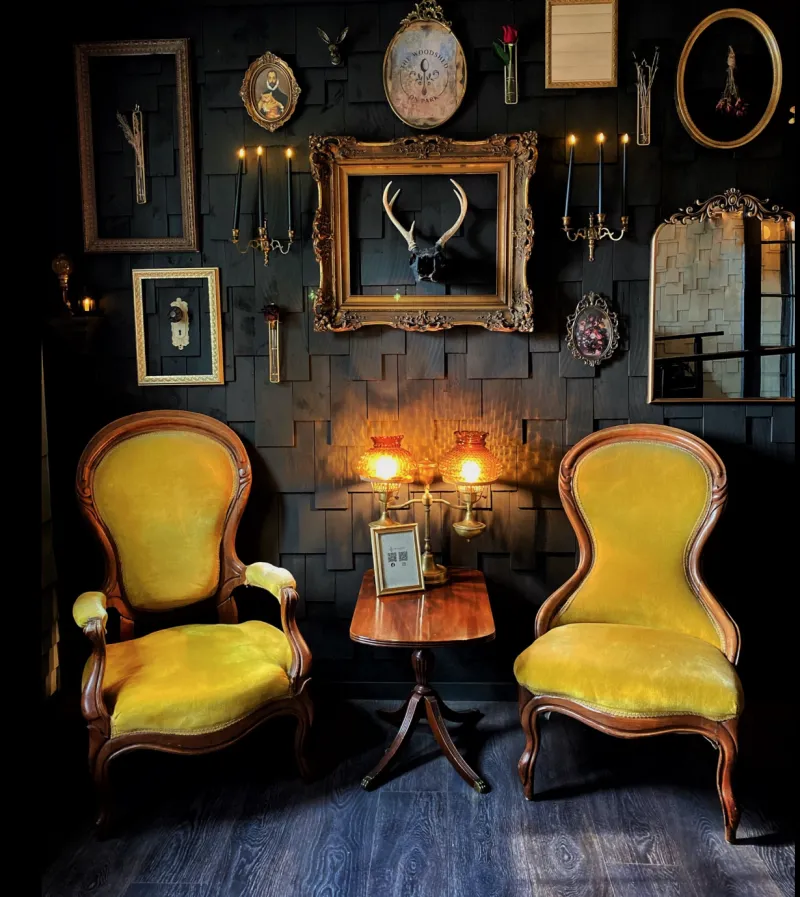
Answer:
[{"left": 42, "top": 700, "right": 795, "bottom": 897}]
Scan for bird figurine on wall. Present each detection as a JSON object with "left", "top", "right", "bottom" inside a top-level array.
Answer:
[{"left": 317, "top": 26, "right": 349, "bottom": 66}]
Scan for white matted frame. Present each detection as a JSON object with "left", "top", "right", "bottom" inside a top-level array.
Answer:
[
  {"left": 545, "top": 0, "right": 618, "bottom": 89},
  {"left": 370, "top": 523, "right": 425, "bottom": 597},
  {"left": 132, "top": 267, "right": 224, "bottom": 386}
]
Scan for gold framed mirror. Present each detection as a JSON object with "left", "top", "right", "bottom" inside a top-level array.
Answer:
[
  {"left": 676, "top": 9, "right": 782, "bottom": 150},
  {"left": 648, "top": 189, "right": 795, "bottom": 404}
]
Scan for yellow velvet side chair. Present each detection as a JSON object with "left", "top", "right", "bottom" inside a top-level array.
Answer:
[
  {"left": 515, "top": 424, "right": 743, "bottom": 842},
  {"left": 73, "top": 410, "right": 313, "bottom": 828}
]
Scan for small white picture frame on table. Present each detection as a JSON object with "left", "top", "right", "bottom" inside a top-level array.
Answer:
[{"left": 370, "top": 523, "right": 425, "bottom": 597}]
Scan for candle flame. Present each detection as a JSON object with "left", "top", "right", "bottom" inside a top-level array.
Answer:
[
  {"left": 285, "top": 148, "right": 294, "bottom": 159},
  {"left": 568, "top": 134, "right": 576, "bottom": 145},
  {"left": 80, "top": 296, "right": 95, "bottom": 313},
  {"left": 622, "top": 133, "right": 630, "bottom": 144},
  {"left": 597, "top": 133, "right": 606, "bottom": 143},
  {"left": 238, "top": 147, "right": 245, "bottom": 159},
  {"left": 257, "top": 145, "right": 264, "bottom": 156}
]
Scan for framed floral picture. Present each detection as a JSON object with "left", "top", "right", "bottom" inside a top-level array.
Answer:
[{"left": 566, "top": 292, "right": 619, "bottom": 367}]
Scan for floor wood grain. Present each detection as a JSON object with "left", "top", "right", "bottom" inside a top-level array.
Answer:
[{"left": 42, "top": 702, "right": 795, "bottom": 897}]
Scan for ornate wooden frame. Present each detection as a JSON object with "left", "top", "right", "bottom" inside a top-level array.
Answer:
[
  {"left": 75, "top": 411, "right": 313, "bottom": 830},
  {"left": 132, "top": 267, "right": 224, "bottom": 386},
  {"left": 517, "top": 424, "right": 743, "bottom": 843},
  {"left": 74, "top": 40, "right": 199, "bottom": 253},
  {"left": 647, "top": 188, "right": 795, "bottom": 404},
  {"left": 676, "top": 9, "right": 782, "bottom": 150},
  {"left": 240, "top": 50, "right": 302, "bottom": 133},
  {"left": 310, "top": 132, "right": 538, "bottom": 332}
]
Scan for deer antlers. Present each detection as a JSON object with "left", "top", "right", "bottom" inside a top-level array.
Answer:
[{"left": 382, "top": 179, "right": 468, "bottom": 250}]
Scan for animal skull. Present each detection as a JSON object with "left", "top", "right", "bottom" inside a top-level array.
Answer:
[{"left": 382, "top": 179, "right": 468, "bottom": 283}]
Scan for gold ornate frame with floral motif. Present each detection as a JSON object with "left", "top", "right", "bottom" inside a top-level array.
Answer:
[
  {"left": 132, "top": 268, "right": 223, "bottom": 386},
  {"left": 309, "top": 133, "right": 538, "bottom": 333}
]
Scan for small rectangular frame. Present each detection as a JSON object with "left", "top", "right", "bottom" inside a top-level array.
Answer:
[
  {"left": 545, "top": 0, "right": 618, "bottom": 89},
  {"left": 370, "top": 523, "right": 425, "bottom": 597},
  {"left": 132, "top": 267, "right": 223, "bottom": 386}
]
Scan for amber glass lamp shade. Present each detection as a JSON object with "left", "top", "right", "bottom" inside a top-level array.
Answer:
[
  {"left": 356, "top": 435, "right": 416, "bottom": 489},
  {"left": 438, "top": 431, "right": 501, "bottom": 488}
]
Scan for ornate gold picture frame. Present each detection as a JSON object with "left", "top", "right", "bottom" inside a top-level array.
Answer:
[
  {"left": 675, "top": 9, "right": 782, "bottom": 150},
  {"left": 241, "top": 51, "right": 301, "bottom": 133},
  {"left": 545, "top": 0, "right": 618, "bottom": 89},
  {"left": 74, "top": 40, "right": 199, "bottom": 253},
  {"left": 132, "top": 268, "right": 223, "bottom": 386},
  {"left": 310, "top": 132, "right": 538, "bottom": 333}
]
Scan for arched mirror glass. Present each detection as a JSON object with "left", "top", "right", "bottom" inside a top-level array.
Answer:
[{"left": 648, "top": 190, "right": 795, "bottom": 403}]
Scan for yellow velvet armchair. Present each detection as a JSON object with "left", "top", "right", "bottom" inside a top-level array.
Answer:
[
  {"left": 74, "top": 410, "right": 313, "bottom": 828},
  {"left": 515, "top": 424, "right": 743, "bottom": 842}
]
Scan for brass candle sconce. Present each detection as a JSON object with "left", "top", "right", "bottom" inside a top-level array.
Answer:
[{"left": 562, "top": 211, "right": 629, "bottom": 262}]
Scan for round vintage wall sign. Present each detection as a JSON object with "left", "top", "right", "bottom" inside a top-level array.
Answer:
[{"left": 383, "top": 2, "right": 467, "bottom": 131}]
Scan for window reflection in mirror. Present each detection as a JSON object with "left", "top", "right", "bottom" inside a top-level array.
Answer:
[{"left": 651, "top": 212, "right": 795, "bottom": 401}]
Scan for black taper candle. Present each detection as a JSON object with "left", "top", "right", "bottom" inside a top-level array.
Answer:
[
  {"left": 257, "top": 146, "right": 265, "bottom": 228},
  {"left": 621, "top": 134, "right": 629, "bottom": 216},
  {"left": 564, "top": 135, "right": 576, "bottom": 218},
  {"left": 597, "top": 134, "right": 605, "bottom": 216},
  {"left": 232, "top": 147, "right": 244, "bottom": 231}
]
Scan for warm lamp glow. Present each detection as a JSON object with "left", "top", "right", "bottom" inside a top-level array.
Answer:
[
  {"left": 621, "top": 133, "right": 630, "bottom": 144},
  {"left": 286, "top": 147, "right": 294, "bottom": 159},
  {"left": 597, "top": 133, "right": 606, "bottom": 143},
  {"left": 257, "top": 145, "right": 264, "bottom": 156},
  {"left": 80, "top": 295, "right": 96, "bottom": 313},
  {"left": 375, "top": 456, "right": 399, "bottom": 481},
  {"left": 568, "top": 134, "right": 577, "bottom": 146},
  {"left": 356, "top": 435, "right": 416, "bottom": 486},
  {"left": 460, "top": 461, "right": 481, "bottom": 483},
  {"left": 438, "top": 431, "right": 502, "bottom": 486},
  {"left": 238, "top": 147, "right": 245, "bottom": 159}
]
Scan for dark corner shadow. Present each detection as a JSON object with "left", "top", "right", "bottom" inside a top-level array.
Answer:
[{"left": 735, "top": 832, "right": 795, "bottom": 847}]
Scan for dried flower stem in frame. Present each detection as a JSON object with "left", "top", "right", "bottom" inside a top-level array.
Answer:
[{"left": 117, "top": 104, "right": 147, "bottom": 204}]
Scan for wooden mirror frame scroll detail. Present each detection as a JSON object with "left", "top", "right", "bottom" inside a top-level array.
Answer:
[
  {"left": 309, "top": 132, "right": 538, "bottom": 333},
  {"left": 240, "top": 51, "right": 301, "bottom": 133},
  {"left": 647, "top": 188, "right": 795, "bottom": 405},
  {"left": 132, "top": 268, "right": 224, "bottom": 386},
  {"left": 676, "top": 9, "right": 783, "bottom": 150},
  {"left": 74, "top": 40, "right": 199, "bottom": 253}
]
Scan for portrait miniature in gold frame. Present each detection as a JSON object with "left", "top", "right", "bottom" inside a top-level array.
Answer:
[
  {"left": 241, "top": 51, "right": 301, "bottom": 132},
  {"left": 132, "top": 268, "right": 224, "bottom": 386}
]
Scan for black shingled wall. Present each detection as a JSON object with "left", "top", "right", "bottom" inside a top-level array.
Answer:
[{"left": 47, "top": 0, "right": 796, "bottom": 700}]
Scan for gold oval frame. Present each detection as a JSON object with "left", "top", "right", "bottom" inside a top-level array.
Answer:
[
  {"left": 383, "top": 16, "right": 467, "bottom": 131},
  {"left": 676, "top": 9, "right": 782, "bottom": 150},
  {"left": 240, "top": 51, "right": 301, "bottom": 133}
]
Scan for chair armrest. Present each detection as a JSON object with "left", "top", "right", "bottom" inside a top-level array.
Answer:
[
  {"left": 73, "top": 592, "right": 111, "bottom": 736},
  {"left": 73, "top": 591, "right": 108, "bottom": 630},
  {"left": 280, "top": 586, "right": 312, "bottom": 687},
  {"left": 244, "top": 562, "right": 296, "bottom": 601}
]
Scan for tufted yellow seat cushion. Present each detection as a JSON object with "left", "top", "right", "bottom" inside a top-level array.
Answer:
[
  {"left": 514, "top": 623, "right": 743, "bottom": 721},
  {"left": 84, "top": 621, "right": 293, "bottom": 736}
]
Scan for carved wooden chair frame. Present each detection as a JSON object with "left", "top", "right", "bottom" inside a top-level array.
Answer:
[
  {"left": 75, "top": 410, "right": 313, "bottom": 828},
  {"left": 517, "top": 424, "right": 743, "bottom": 842}
]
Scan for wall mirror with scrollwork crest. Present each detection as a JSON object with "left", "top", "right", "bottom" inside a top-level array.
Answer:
[
  {"left": 309, "top": 132, "right": 538, "bottom": 333},
  {"left": 648, "top": 188, "right": 795, "bottom": 403}
]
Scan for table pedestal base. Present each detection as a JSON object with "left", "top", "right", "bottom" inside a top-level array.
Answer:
[{"left": 361, "top": 648, "right": 489, "bottom": 794}]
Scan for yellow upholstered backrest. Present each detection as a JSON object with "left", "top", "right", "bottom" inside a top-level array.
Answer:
[
  {"left": 553, "top": 440, "right": 723, "bottom": 649},
  {"left": 93, "top": 430, "right": 237, "bottom": 611}
]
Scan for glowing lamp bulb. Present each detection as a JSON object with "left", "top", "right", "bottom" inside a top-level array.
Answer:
[
  {"left": 568, "top": 134, "right": 576, "bottom": 146},
  {"left": 597, "top": 133, "right": 606, "bottom": 143},
  {"left": 80, "top": 296, "right": 95, "bottom": 313},
  {"left": 460, "top": 461, "right": 482, "bottom": 484},
  {"left": 375, "top": 456, "right": 399, "bottom": 481}
]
